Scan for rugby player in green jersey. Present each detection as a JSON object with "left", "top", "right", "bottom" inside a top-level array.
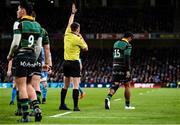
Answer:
[
  {"left": 7, "top": 0, "right": 42, "bottom": 122},
  {"left": 105, "top": 32, "right": 135, "bottom": 110}
]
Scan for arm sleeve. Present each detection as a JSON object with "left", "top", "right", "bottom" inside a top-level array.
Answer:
[
  {"left": 65, "top": 26, "right": 71, "bottom": 35},
  {"left": 42, "top": 28, "right": 50, "bottom": 45},
  {"left": 35, "top": 37, "right": 42, "bottom": 61},
  {"left": 7, "top": 34, "right": 21, "bottom": 58},
  {"left": 77, "top": 37, "right": 88, "bottom": 50},
  {"left": 13, "top": 21, "right": 21, "bottom": 34}
]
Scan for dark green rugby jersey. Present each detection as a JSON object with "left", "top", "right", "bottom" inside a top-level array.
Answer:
[
  {"left": 113, "top": 38, "right": 132, "bottom": 71},
  {"left": 13, "top": 16, "right": 42, "bottom": 50}
]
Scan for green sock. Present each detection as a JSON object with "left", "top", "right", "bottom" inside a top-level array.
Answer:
[
  {"left": 20, "top": 98, "right": 29, "bottom": 118},
  {"left": 36, "top": 91, "right": 41, "bottom": 103}
]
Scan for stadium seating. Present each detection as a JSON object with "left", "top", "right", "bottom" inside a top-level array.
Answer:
[
  {"left": 2, "top": 48, "right": 179, "bottom": 85},
  {"left": 0, "top": 6, "right": 174, "bottom": 33}
]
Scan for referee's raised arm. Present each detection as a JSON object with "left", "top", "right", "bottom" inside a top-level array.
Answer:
[
  {"left": 59, "top": 3, "right": 88, "bottom": 112},
  {"left": 67, "top": 3, "right": 77, "bottom": 27}
]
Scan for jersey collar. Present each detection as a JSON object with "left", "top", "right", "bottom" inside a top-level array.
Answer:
[
  {"left": 121, "top": 38, "right": 129, "bottom": 43},
  {"left": 21, "top": 15, "right": 34, "bottom": 21}
]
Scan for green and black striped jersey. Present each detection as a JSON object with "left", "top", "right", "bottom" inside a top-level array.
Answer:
[
  {"left": 113, "top": 38, "right": 132, "bottom": 71},
  {"left": 13, "top": 16, "right": 42, "bottom": 50},
  {"left": 41, "top": 28, "right": 50, "bottom": 46}
]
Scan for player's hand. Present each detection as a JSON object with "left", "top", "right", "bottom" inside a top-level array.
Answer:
[
  {"left": 126, "top": 71, "right": 131, "bottom": 78},
  {"left": 42, "top": 64, "right": 50, "bottom": 71},
  {"left": 72, "top": 3, "right": 77, "bottom": 14},
  {"left": 48, "top": 68, "right": 52, "bottom": 75},
  {"left": 7, "top": 70, "right": 12, "bottom": 77},
  {"left": 7, "top": 55, "right": 12, "bottom": 61}
]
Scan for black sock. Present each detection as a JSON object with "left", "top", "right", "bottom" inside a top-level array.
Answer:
[
  {"left": 20, "top": 98, "right": 29, "bottom": 119},
  {"left": 31, "top": 100, "right": 40, "bottom": 109},
  {"left": 125, "top": 100, "right": 130, "bottom": 107},
  {"left": 61, "top": 88, "right": 67, "bottom": 105},
  {"left": 28, "top": 100, "right": 33, "bottom": 109},
  {"left": 73, "top": 89, "right": 79, "bottom": 108},
  {"left": 16, "top": 91, "right": 21, "bottom": 110},
  {"left": 36, "top": 91, "right": 41, "bottom": 104}
]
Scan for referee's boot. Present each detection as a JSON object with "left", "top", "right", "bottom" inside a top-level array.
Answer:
[
  {"left": 59, "top": 104, "right": 71, "bottom": 110},
  {"left": 73, "top": 107, "right": 80, "bottom": 111}
]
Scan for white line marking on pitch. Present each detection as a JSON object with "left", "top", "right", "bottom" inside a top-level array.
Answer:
[
  {"left": 114, "top": 98, "right": 121, "bottom": 101},
  {"left": 50, "top": 116, "right": 119, "bottom": 119},
  {"left": 49, "top": 111, "right": 72, "bottom": 118}
]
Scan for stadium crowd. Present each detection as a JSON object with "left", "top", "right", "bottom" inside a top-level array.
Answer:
[
  {"left": 0, "top": 5, "right": 178, "bottom": 85},
  {"left": 34, "top": 48, "right": 180, "bottom": 85},
  {"left": 1, "top": 48, "right": 179, "bottom": 85}
]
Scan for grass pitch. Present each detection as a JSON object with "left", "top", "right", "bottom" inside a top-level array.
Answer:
[{"left": 0, "top": 88, "right": 180, "bottom": 124}]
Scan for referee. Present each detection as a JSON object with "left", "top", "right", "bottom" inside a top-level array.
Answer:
[{"left": 59, "top": 3, "right": 88, "bottom": 111}]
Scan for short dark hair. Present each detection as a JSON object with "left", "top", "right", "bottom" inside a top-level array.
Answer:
[
  {"left": 19, "top": 0, "right": 34, "bottom": 15},
  {"left": 123, "top": 32, "right": 134, "bottom": 39},
  {"left": 70, "top": 22, "right": 80, "bottom": 32}
]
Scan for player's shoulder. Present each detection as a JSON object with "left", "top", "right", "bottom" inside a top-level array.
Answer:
[
  {"left": 13, "top": 20, "right": 20, "bottom": 30},
  {"left": 41, "top": 28, "right": 49, "bottom": 35},
  {"left": 114, "top": 40, "right": 130, "bottom": 50},
  {"left": 33, "top": 20, "right": 42, "bottom": 28},
  {"left": 114, "top": 40, "right": 126, "bottom": 46}
]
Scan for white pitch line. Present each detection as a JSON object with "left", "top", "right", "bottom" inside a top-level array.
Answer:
[
  {"left": 114, "top": 98, "right": 121, "bottom": 101},
  {"left": 49, "top": 111, "right": 72, "bottom": 118},
  {"left": 50, "top": 116, "right": 120, "bottom": 119}
]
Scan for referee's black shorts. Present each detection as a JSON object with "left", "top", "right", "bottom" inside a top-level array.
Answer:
[{"left": 63, "top": 60, "right": 81, "bottom": 77}]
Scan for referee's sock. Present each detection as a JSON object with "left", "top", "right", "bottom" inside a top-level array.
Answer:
[
  {"left": 73, "top": 89, "right": 79, "bottom": 108},
  {"left": 61, "top": 88, "right": 67, "bottom": 105}
]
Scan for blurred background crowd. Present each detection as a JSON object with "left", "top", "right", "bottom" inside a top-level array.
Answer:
[{"left": 0, "top": 0, "right": 180, "bottom": 86}]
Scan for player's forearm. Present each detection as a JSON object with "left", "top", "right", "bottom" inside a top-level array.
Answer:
[
  {"left": 44, "top": 44, "right": 52, "bottom": 66},
  {"left": 7, "top": 59, "right": 12, "bottom": 72},
  {"left": 68, "top": 3, "right": 77, "bottom": 27},
  {"left": 7, "top": 34, "right": 21, "bottom": 59},
  {"left": 49, "top": 52, "right": 52, "bottom": 66},
  {"left": 68, "top": 13, "right": 75, "bottom": 27}
]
